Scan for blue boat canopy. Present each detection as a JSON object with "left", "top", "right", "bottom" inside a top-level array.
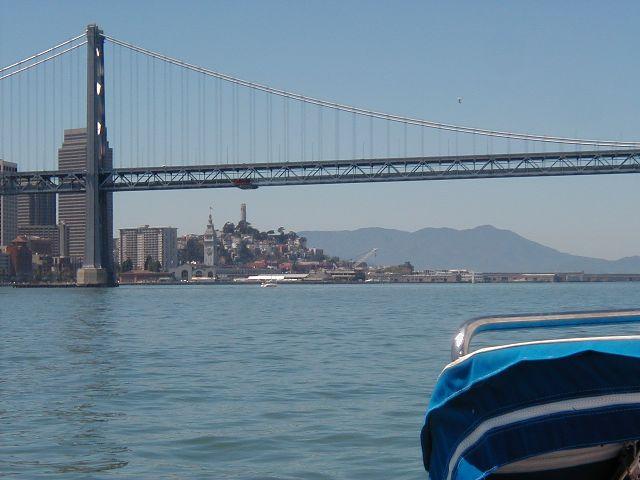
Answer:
[{"left": 421, "top": 336, "right": 640, "bottom": 480}]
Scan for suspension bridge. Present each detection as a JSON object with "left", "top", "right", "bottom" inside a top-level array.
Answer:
[{"left": 0, "top": 25, "right": 639, "bottom": 286}]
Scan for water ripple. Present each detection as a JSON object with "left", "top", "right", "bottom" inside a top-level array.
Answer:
[{"left": 2, "top": 283, "right": 639, "bottom": 478}]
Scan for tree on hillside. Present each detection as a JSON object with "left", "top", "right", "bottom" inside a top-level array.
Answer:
[
  {"left": 216, "top": 245, "right": 232, "bottom": 265},
  {"left": 235, "top": 240, "right": 254, "bottom": 264},
  {"left": 236, "top": 220, "right": 260, "bottom": 236},
  {"left": 185, "top": 237, "right": 204, "bottom": 263},
  {"left": 237, "top": 220, "right": 248, "bottom": 234}
]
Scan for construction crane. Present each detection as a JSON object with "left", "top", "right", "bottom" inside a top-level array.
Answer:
[{"left": 352, "top": 248, "right": 378, "bottom": 269}]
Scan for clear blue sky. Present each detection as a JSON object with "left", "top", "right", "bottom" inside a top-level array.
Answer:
[{"left": 1, "top": 1, "right": 639, "bottom": 259}]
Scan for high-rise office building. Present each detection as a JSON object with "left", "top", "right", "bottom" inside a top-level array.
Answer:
[
  {"left": 118, "top": 226, "right": 178, "bottom": 271},
  {"left": 58, "top": 222, "right": 70, "bottom": 257},
  {"left": 57, "top": 128, "right": 112, "bottom": 262},
  {"left": 17, "top": 193, "right": 56, "bottom": 228},
  {"left": 0, "top": 160, "right": 18, "bottom": 247}
]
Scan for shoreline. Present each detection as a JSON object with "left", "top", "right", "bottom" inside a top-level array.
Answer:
[{"left": 6, "top": 279, "right": 640, "bottom": 288}]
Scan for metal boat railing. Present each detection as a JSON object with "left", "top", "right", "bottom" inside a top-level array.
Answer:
[{"left": 452, "top": 309, "right": 640, "bottom": 360}]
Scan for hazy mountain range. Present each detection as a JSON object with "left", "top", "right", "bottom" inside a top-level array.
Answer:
[{"left": 300, "top": 225, "right": 640, "bottom": 273}]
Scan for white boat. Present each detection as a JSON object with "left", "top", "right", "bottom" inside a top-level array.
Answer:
[{"left": 260, "top": 281, "right": 277, "bottom": 288}]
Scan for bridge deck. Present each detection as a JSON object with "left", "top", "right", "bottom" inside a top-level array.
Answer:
[{"left": 1, "top": 149, "right": 639, "bottom": 194}]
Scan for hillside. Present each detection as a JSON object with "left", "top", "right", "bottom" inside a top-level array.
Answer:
[{"left": 300, "top": 225, "right": 640, "bottom": 273}]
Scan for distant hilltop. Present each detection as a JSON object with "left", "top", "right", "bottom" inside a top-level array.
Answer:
[{"left": 300, "top": 225, "right": 640, "bottom": 274}]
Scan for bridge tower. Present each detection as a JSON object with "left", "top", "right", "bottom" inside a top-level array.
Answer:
[{"left": 76, "top": 24, "right": 115, "bottom": 286}]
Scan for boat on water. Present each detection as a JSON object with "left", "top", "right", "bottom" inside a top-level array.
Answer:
[
  {"left": 421, "top": 309, "right": 640, "bottom": 480},
  {"left": 260, "top": 281, "right": 277, "bottom": 288}
]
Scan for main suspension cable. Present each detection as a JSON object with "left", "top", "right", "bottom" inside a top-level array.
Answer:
[
  {"left": 0, "top": 41, "right": 87, "bottom": 81},
  {"left": 0, "top": 33, "right": 85, "bottom": 74},
  {"left": 105, "top": 34, "right": 640, "bottom": 148}
]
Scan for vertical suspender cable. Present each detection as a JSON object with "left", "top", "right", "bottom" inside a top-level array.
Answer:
[
  {"left": 216, "top": 78, "right": 220, "bottom": 163},
  {"left": 195, "top": 72, "right": 199, "bottom": 164},
  {"left": 136, "top": 51, "right": 140, "bottom": 167},
  {"left": 181, "top": 68, "right": 185, "bottom": 165},
  {"left": 152, "top": 56, "right": 157, "bottom": 165},
  {"left": 404, "top": 122, "right": 408, "bottom": 158},
  {"left": 65, "top": 52, "right": 70, "bottom": 130},
  {"left": 26, "top": 69, "right": 30, "bottom": 169},
  {"left": 44, "top": 61, "right": 48, "bottom": 168},
  {"left": 201, "top": 74, "right": 205, "bottom": 164},
  {"left": 238, "top": 84, "right": 241, "bottom": 162},
  {"left": 386, "top": 121, "right": 390, "bottom": 158},
  {"left": 231, "top": 83, "right": 236, "bottom": 163},
  {"left": 318, "top": 105, "right": 323, "bottom": 160},
  {"left": 36, "top": 65, "right": 40, "bottom": 170},
  {"left": 203, "top": 73, "right": 206, "bottom": 163},
  {"left": 369, "top": 116, "right": 373, "bottom": 158},
  {"left": 217, "top": 78, "right": 222, "bottom": 164},
  {"left": 10, "top": 76, "right": 13, "bottom": 162},
  {"left": 146, "top": 55, "right": 151, "bottom": 167},
  {"left": 119, "top": 45, "right": 124, "bottom": 167},
  {"left": 284, "top": 97, "right": 289, "bottom": 162},
  {"left": 352, "top": 112, "right": 356, "bottom": 160},
  {"left": 267, "top": 93, "right": 272, "bottom": 163},
  {"left": 163, "top": 58, "right": 168, "bottom": 165},
  {"left": 58, "top": 55, "right": 62, "bottom": 145},
  {"left": 233, "top": 83, "right": 238, "bottom": 163},
  {"left": 199, "top": 73, "right": 203, "bottom": 165},
  {"left": 334, "top": 109, "right": 339, "bottom": 160},
  {"left": 230, "top": 82, "right": 234, "bottom": 163},
  {"left": 67, "top": 48, "right": 71, "bottom": 129},
  {"left": 110, "top": 42, "right": 115, "bottom": 165},
  {"left": 52, "top": 56, "right": 56, "bottom": 166},
  {"left": 168, "top": 62, "right": 173, "bottom": 165},
  {"left": 200, "top": 75, "right": 206, "bottom": 164},
  {"left": 250, "top": 88, "right": 255, "bottom": 162},
  {"left": 77, "top": 46, "right": 81, "bottom": 127},
  {"left": 129, "top": 49, "right": 133, "bottom": 167},
  {"left": 19, "top": 67, "right": 23, "bottom": 166},
  {"left": 186, "top": 68, "right": 190, "bottom": 165},
  {"left": 71, "top": 47, "right": 75, "bottom": 128},
  {"left": 300, "top": 101, "right": 305, "bottom": 161}
]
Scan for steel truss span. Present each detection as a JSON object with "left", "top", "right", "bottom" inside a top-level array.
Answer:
[{"left": 1, "top": 149, "right": 639, "bottom": 195}]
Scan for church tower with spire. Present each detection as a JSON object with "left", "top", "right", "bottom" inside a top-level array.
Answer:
[{"left": 203, "top": 207, "right": 216, "bottom": 267}]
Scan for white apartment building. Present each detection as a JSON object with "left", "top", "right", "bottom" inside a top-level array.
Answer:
[{"left": 118, "top": 225, "right": 178, "bottom": 270}]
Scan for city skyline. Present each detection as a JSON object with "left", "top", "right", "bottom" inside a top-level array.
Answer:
[{"left": 1, "top": 1, "right": 640, "bottom": 260}]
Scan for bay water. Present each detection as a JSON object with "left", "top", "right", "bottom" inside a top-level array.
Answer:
[{"left": 2, "top": 283, "right": 640, "bottom": 479}]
